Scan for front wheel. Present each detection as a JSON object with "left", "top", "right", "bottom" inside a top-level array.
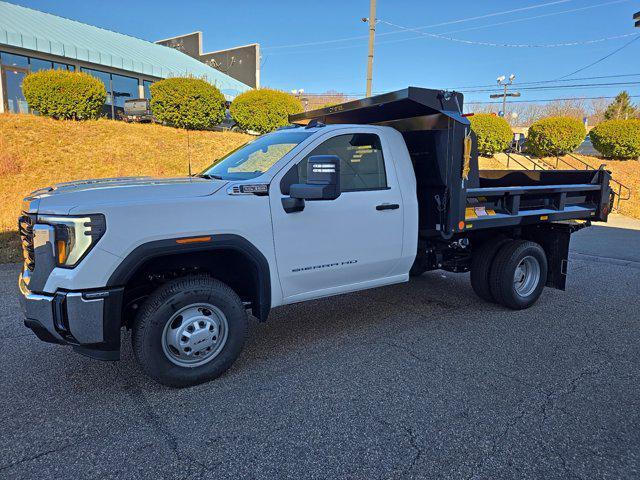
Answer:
[
  {"left": 132, "top": 275, "right": 248, "bottom": 387},
  {"left": 489, "top": 240, "right": 548, "bottom": 310}
]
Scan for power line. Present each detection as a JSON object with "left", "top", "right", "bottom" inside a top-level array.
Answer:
[
  {"left": 378, "top": 19, "right": 639, "bottom": 48},
  {"left": 459, "top": 80, "right": 640, "bottom": 94},
  {"left": 466, "top": 94, "right": 640, "bottom": 104},
  {"left": 372, "top": 0, "right": 632, "bottom": 48},
  {"left": 387, "top": 0, "right": 574, "bottom": 32},
  {"left": 435, "top": 0, "right": 628, "bottom": 35},
  {"left": 301, "top": 79, "right": 640, "bottom": 97},
  {"left": 556, "top": 34, "right": 640, "bottom": 79},
  {"left": 442, "top": 73, "right": 640, "bottom": 90},
  {"left": 261, "top": 0, "right": 574, "bottom": 51}
]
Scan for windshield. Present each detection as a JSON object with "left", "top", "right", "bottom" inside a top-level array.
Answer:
[{"left": 200, "top": 130, "right": 312, "bottom": 180}]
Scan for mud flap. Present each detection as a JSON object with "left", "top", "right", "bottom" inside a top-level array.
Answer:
[{"left": 524, "top": 223, "right": 576, "bottom": 291}]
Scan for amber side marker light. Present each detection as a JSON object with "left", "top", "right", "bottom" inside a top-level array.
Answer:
[
  {"left": 57, "top": 240, "right": 68, "bottom": 264},
  {"left": 175, "top": 236, "right": 212, "bottom": 244}
]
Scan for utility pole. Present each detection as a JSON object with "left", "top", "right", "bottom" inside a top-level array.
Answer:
[
  {"left": 362, "top": 0, "right": 377, "bottom": 97},
  {"left": 490, "top": 74, "right": 520, "bottom": 117}
]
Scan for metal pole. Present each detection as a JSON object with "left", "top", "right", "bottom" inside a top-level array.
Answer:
[
  {"left": 365, "top": 0, "right": 377, "bottom": 97},
  {"left": 502, "top": 83, "right": 507, "bottom": 116},
  {"left": 110, "top": 77, "right": 115, "bottom": 120}
]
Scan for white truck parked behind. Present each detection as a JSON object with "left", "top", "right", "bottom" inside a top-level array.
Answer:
[{"left": 18, "top": 88, "right": 613, "bottom": 387}]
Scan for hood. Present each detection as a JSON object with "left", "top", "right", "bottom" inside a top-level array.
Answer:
[{"left": 22, "top": 176, "right": 227, "bottom": 215}]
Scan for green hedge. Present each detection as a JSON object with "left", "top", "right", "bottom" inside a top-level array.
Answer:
[
  {"left": 590, "top": 119, "right": 640, "bottom": 159},
  {"left": 150, "top": 77, "right": 226, "bottom": 130},
  {"left": 22, "top": 70, "right": 106, "bottom": 120},
  {"left": 230, "top": 89, "right": 303, "bottom": 133},
  {"left": 527, "top": 117, "right": 586, "bottom": 157},
  {"left": 469, "top": 114, "right": 513, "bottom": 156}
]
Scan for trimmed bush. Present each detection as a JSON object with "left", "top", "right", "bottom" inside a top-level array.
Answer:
[
  {"left": 527, "top": 117, "right": 586, "bottom": 157},
  {"left": 22, "top": 70, "right": 106, "bottom": 120},
  {"left": 469, "top": 114, "right": 513, "bottom": 156},
  {"left": 230, "top": 89, "right": 303, "bottom": 133},
  {"left": 150, "top": 77, "right": 226, "bottom": 130},
  {"left": 590, "top": 119, "right": 640, "bottom": 160}
]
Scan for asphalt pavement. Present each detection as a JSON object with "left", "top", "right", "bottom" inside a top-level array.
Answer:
[{"left": 1, "top": 217, "right": 639, "bottom": 480}]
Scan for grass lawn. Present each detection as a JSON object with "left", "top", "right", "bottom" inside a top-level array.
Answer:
[{"left": 0, "top": 114, "right": 250, "bottom": 264}]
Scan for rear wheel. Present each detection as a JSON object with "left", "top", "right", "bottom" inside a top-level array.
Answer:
[
  {"left": 489, "top": 240, "right": 548, "bottom": 310},
  {"left": 470, "top": 237, "right": 511, "bottom": 302},
  {"left": 132, "top": 275, "right": 248, "bottom": 387}
]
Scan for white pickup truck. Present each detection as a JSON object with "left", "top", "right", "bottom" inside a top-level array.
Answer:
[{"left": 19, "top": 87, "right": 612, "bottom": 387}]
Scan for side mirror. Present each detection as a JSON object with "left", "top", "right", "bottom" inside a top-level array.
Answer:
[
  {"left": 282, "top": 155, "right": 341, "bottom": 213},
  {"left": 290, "top": 155, "right": 341, "bottom": 200}
]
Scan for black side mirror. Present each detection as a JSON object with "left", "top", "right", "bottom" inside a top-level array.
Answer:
[
  {"left": 282, "top": 155, "right": 341, "bottom": 213},
  {"left": 291, "top": 155, "right": 341, "bottom": 200}
]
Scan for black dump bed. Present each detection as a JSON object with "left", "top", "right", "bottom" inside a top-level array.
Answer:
[{"left": 290, "top": 87, "right": 612, "bottom": 238}]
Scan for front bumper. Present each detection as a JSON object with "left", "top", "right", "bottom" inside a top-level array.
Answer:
[{"left": 19, "top": 274, "right": 124, "bottom": 361}]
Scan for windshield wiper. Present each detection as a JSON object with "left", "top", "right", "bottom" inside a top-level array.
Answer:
[{"left": 199, "top": 173, "right": 224, "bottom": 180}]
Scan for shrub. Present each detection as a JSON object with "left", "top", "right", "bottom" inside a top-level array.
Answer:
[
  {"left": 230, "top": 89, "right": 303, "bottom": 133},
  {"left": 527, "top": 117, "right": 586, "bottom": 157},
  {"left": 590, "top": 119, "right": 640, "bottom": 160},
  {"left": 150, "top": 77, "right": 226, "bottom": 130},
  {"left": 22, "top": 70, "right": 106, "bottom": 120},
  {"left": 468, "top": 114, "right": 513, "bottom": 156}
]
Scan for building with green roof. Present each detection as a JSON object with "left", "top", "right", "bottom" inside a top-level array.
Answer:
[{"left": 0, "top": 1, "right": 252, "bottom": 116}]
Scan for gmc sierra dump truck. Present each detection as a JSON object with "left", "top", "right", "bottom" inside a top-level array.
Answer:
[{"left": 18, "top": 87, "right": 613, "bottom": 387}]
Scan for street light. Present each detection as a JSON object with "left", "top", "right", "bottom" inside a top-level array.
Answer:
[
  {"left": 291, "top": 89, "right": 308, "bottom": 111},
  {"left": 634, "top": 11, "right": 640, "bottom": 28},
  {"left": 491, "top": 74, "right": 520, "bottom": 116}
]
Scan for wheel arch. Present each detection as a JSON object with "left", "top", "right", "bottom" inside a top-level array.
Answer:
[{"left": 107, "top": 234, "right": 271, "bottom": 321}]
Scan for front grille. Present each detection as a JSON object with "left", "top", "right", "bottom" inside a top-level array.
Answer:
[{"left": 18, "top": 214, "right": 35, "bottom": 271}]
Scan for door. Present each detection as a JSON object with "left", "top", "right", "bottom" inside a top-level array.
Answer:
[
  {"left": 2, "top": 67, "right": 29, "bottom": 113},
  {"left": 270, "top": 130, "right": 404, "bottom": 302}
]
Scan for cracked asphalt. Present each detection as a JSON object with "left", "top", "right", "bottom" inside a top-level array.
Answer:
[{"left": 1, "top": 220, "right": 639, "bottom": 480}]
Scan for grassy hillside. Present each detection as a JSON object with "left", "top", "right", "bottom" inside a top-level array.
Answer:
[
  {"left": 480, "top": 154, "right": 640, "bottom": 219},
  {"left": 0, "top": 114, "right": 250, "bottom": 263}
]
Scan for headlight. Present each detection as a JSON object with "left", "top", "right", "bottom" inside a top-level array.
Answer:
[{"left": 37, "top": 214, "right": 106, "bottom": 268}]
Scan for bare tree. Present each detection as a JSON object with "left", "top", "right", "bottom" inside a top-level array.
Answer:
[
  {"left": 588, "top": 98, "right": 609, "bottom": 125},
  {"left": 305, "top": 91, "right": 357, "bottom": 110}
]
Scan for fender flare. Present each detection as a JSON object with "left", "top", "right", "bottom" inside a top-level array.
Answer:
[{"left": 106, "top": 234, "right": 271, "bottom": 321}]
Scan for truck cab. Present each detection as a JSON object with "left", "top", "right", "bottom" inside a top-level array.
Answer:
[{"left": 18, "top": 87, "right": 612, "bottom": 387}]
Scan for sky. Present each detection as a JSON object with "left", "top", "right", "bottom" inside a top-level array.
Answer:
[{"left": 10, "top": 0, "right": 640, "bottom": 106}]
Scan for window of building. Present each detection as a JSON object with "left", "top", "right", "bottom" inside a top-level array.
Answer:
[
  {"left": 143, "top": 80, "right": 153, "bottom": 99},
  {"left": 3, "top": 68, "right": 29, "bottom": 113},
  {"left": 111, "top": 73, "right": 138, "bottom": 107},
  {"left": 53, "top": 62, "right": 74, "bottom": 71},
  {"left": 0, "top": 52, "right": 29, "bottom": 68},
  {"left": 81, "top": 67, "right": 113, "bottom": 105},
  {"left": 298, "top": 133, "right": 387, "bottom": 192},
  {"left": 29, "top": 58, "right": 53, "bottom": 72}
]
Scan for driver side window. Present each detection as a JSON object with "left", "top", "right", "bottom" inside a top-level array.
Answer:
[{"left": 280, "top": 133, "right": 387, "bottom": 194}]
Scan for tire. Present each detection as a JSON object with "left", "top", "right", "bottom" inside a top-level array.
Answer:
[
  {"left": 470, "top": 237, "right": 511, "bottom": 302},
  {"left": 132, "top": 275, "right": 248, "bottom": 387},
  {"left": 489, "top": 240, "right": 548, "bottom": 310}
]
